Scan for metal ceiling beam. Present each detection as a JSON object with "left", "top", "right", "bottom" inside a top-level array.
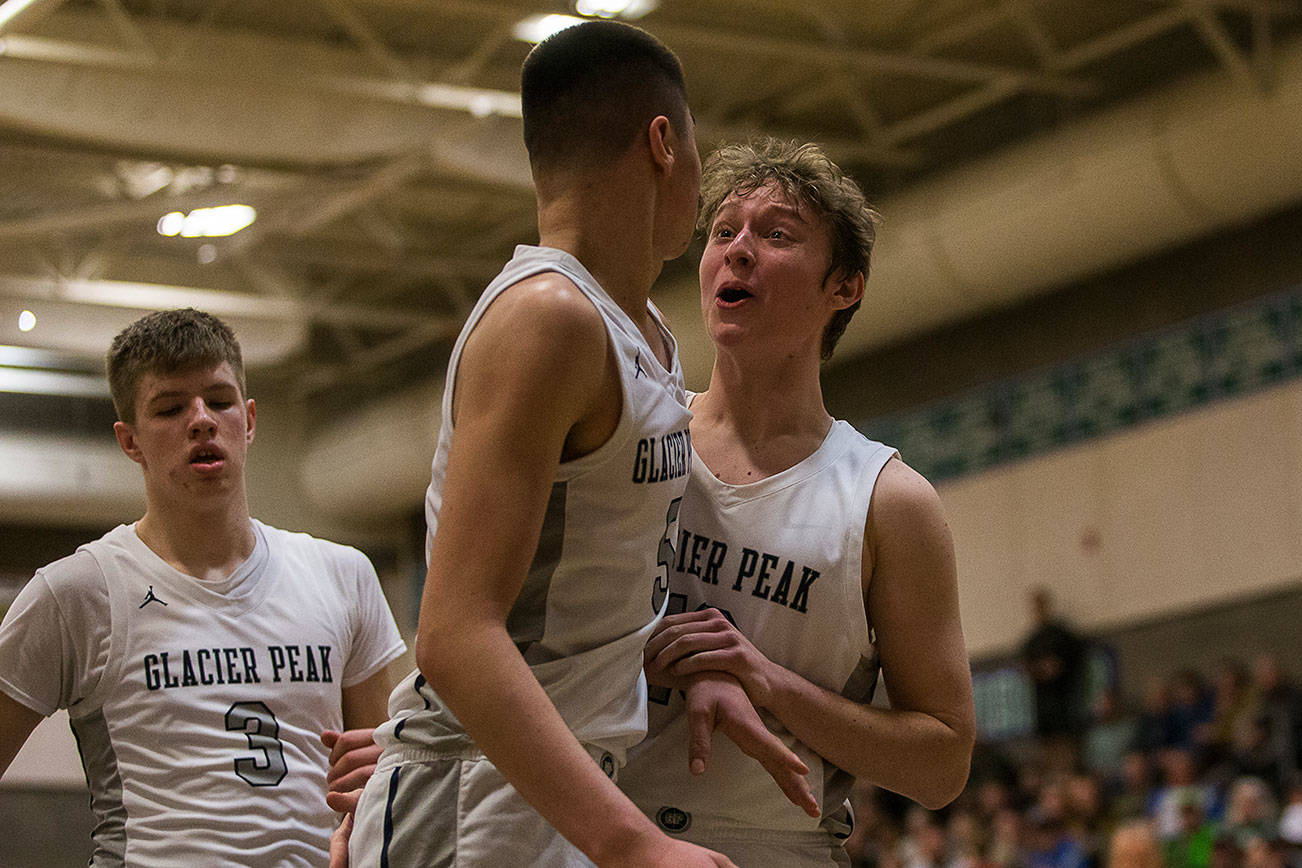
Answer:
[
  {"left": 0, "top": 275, "right": 431, "bottom": 331},
  {"left": 1055, "top": 7, "right": 1192, "bottom": 71},
  {"left": 1183, "top": 0, "right": 1269, "bottom": 91},
  {"left": 253, "top": 238, "right": 509, "bottom": 282},
  {"left": 882, "top": 77, "right": 1025, "bottom": 145},
  {"left": 998, "top": 0, "right": 1058, "bottom": 69},
  {"left": 0, "top": 0, "right": 67, "bottom": 35},
  {"left": 289, "top": 316, "right": 460, "bottom": 398},
  {"left": 316, "top": 0, "right": 414, "bottom": 81},
  {"left": 225, "top": 150, "right": 431, "bottom": 255},
  {"left": 0, "top": 186, "right": 295, "bottom": 241},
  {"left": 648, "top": 21, "right": 1092, "bottom": 96}
]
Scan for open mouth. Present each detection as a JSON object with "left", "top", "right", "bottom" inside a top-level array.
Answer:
[
  {"left": 190, "top": 449, "right": 224, "bottom": 468},
  {"left": 717, "top": 286, "right": 753, "bottom": 304}
]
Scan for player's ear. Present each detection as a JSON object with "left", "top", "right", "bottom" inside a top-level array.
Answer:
[
  {"left": 827, "top": 269, "right": 865, "bottom": 311},
  {"left": 647, "top": 115, "right": 677, "bottom": 175},
  {"left": 245, "top": 398, "right": 256, "bottom": 445},
  {"left": 114, "top": 420, "right": 145, "bottom": 465}
]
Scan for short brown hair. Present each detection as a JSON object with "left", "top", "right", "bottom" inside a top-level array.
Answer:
[
  {"left": 107, "top": 308, "right": 245, "bottom": 423},
  {"left": 698, "top": 139, "right": 880, "bottom": 360}
]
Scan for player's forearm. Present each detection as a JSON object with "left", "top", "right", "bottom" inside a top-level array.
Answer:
[
  {"left": 0, "top": 691, "right": 43, "bottom": 781},
  {"left": 415, "top": 620, "right": 661, "bottom": 864},
  {"left": 761, "top": 666, "right": 973, "bottom": 810}
]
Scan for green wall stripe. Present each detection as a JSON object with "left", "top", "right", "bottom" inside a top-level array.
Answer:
[{"left": 858, "top": 284, "right": 1302, "bottom": 481}]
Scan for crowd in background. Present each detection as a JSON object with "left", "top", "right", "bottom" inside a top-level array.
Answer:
[{"left": 842, "top": 616, "right": 1301, "bottom": 868}]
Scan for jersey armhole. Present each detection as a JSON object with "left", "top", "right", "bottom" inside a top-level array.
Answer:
[
  {"left": 852, "top": 444, "right": 901, "bottom": 622},
  {"left": 68, "top": 553, "right": 122, "bottom": 719}
]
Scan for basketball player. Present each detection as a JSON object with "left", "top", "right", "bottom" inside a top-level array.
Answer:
[
  {"left": 619, "top": 139, "right": 976, "bottom": 867},
  {"left": 344, "top": 21, "right": 755, "bottom": 868},
  {"left": 0, "top": 307, "right": 406, "bottom": 866}
]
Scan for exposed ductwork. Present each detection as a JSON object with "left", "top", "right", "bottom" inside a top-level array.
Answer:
[
  {"left": 0, "top": 431, "right": 146, "bottom": 525},
  {"left": 842, "top": 37, "right": 1302, "bottom": 354},
  {"left": 298, "top": 378, "right": 444, "bottom": 517},
  {"left": 298, "top": 36, "right": 1302, "bottom": 518},
  {"left": 6, "top": 36, "right": 1302, "bottom": 523}
]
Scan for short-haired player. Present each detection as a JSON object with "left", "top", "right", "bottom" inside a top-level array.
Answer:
[{"left": 0, "top": 308, "right": 406, "bottom": 865}]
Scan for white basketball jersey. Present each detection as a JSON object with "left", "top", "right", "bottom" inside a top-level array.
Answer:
[
  {"left": 376, "top": 245, "right": 692, "bottom": 763},
  {"left": 0, "top": 520, "right": 406, "bottom": 867},
  {"left": 621, "top": 420, "right": 897, "bottom": 837}
]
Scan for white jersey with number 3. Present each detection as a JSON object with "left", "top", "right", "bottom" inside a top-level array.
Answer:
[
  {"left": 0, "top": 520, "right": 406, "bottom": 867},
  {"left": 621, "top": 419, "right": 897, "bottom": 841},
  {"left": 374, "top": 244, "right": 693, "bottom": 765}
]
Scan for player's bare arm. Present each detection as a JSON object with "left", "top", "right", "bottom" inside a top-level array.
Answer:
[
  {"left": 318, "top": 609, "right": 400, "bottom": 797},
  {"left": 321, "top": 669, "right": 392, "bottom": 794},
  {"left": 340, "top": 668, "right": 391, "bottom": 731},
  {"left": 413, "top": 275, "right": 731, "bottom": 867},
  {"left": 0, "top": 691, "right": 42, "bottom": 779},
  {"left": 647, "top": 457, "right": 975, "bottom": 810},
  {"left": 678, "top": 673, "right": 818, "bottom": 817}
]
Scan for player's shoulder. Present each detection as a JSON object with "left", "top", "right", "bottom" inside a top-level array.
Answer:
[
  {"left": 484, "top": 271, "right": 608, "bottom": 352},
  {"left": 868, "top": 457, "right": 947, "bottom": 530},
  {"left": 255, "top": 521, "right": 372, "bottom": 572},
  {"left": 35, "top": 533, "right": 116, "bottom": 595}
]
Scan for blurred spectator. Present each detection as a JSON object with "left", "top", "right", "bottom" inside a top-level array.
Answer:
[
  {"left": 1279, "top": 776, "right": 1302, "bottom": 846},
  {"left": 1238, "top": 654, "right": 1300, "bottom": 791},
  {"left": 847, "top": 783, "right": 900, "bottom": 868},
  {"left": 1208, "top": 832, "right": 1243, "bottom": 868},
  {"left": 1107, "top": 752, "right": 1160, "bottom": 833},
  {"left": 1240, "top": 836, "right": 1288, "bottom": 868},
  {"left": 986, "top": 807, "right": 1026, "bottom": 868},
  {"left": 946, "top": 808, "right": 989, "bottom": 868},
  {"left": 1084, "top": 689, "right": 1140, "bottom": 786},
  {"left": 1232, "top": 716, "right": 1291, "bottom": 791},
  {"left": 1170, "top": 670, "right": 1216, "bottom": 754},
  {"left": 976, "top": 778, "right": 1016, "bottom": 825},
  {"left": 1065, "top": 773, "right": 1106, "bottom": 866},
  {"left": 1221, "top": 776, "right": 1279, "bottom": 849},
  {"left": 1135, "top": 676, "right": 1176, "bottom": 755},
  {"left": 1022, "top": 587, "right": 1089, "bottom": 773},
  {"left": 904, "top": 815, "right": 950, "bottom": 868},
  {"left": 899, "top": 805, "right": 939, "bottom": 868},
  {"left": 1106, "top": 820, "right": 1162, "bottom": 868},
  {"left": 1152, "top": 748, "right": 1221, "bottom": 841},
  {"left": 1163, "top": 790, "right": 1218, "bottom": 868},
  {"left": 1205, "top": 660, "right": 1256, "bottom": 765},
  {"left": 1019, "top": 761, "right": 1053, "bottom": 815},
  {"left": 1025, "top": 808, "right": 1089, "bottom": 868}
]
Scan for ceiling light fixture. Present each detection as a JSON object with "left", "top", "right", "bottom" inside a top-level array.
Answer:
[
  {"left": 0, "top": 367, "right": 109, "bottom": 398},
  {"left": 574, "top": 0, "right": 657, "bottom": 19},
  {"left": 513, "top": 14, "right": 586, "bottom": 44},
  {"left": 17, "top": 309, "right": 35, "bottom": 332},
  {"left": 156, "top": 204, "right": 256, "bottom": 238},
  {"left": 0, "top": 0, "right": 46, "bottom": 32},
  {"left": 416, "top": 83, "right": 521, "bottom": 118}
]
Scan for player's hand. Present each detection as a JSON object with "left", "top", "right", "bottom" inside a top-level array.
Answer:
[
  {"left": 326, "top": 786, "right": 364, "bottom": 816},
  {"left": 684, "top": 673, "right": 818, "bottom": 817},
  {"left": 611, "top": 834, "right": 738, "bottom": 867},
  {"left": 321, "top": 728, "right": 382, "bottom": 793},
  {"left": 329, "top": 810, "right": 353, "bottom": 868},
  {"left": 645, "top": 609, "right": 777, "bottom": 706}
]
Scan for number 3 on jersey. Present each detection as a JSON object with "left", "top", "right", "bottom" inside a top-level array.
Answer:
[
  {"left": 226, "top": 701, "right": 287, "bottom": 786},
  {"left": 651, "top": 496, "right": 681, "bottom": 613}
]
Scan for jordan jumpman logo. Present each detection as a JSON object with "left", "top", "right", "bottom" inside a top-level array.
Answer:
[{"left": 139, "top": 585, "right": 168, "bottom": 609}]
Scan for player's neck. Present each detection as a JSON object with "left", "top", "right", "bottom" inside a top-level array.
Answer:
[
  {"left": 135, "top": 503, "right": 256, "bottom": 583},
  {"left": 535, "top": 171, "right": 664, "bottom": 320},
  {"left": 692, "top": 352, "right": 832, "bottom": 482}
]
